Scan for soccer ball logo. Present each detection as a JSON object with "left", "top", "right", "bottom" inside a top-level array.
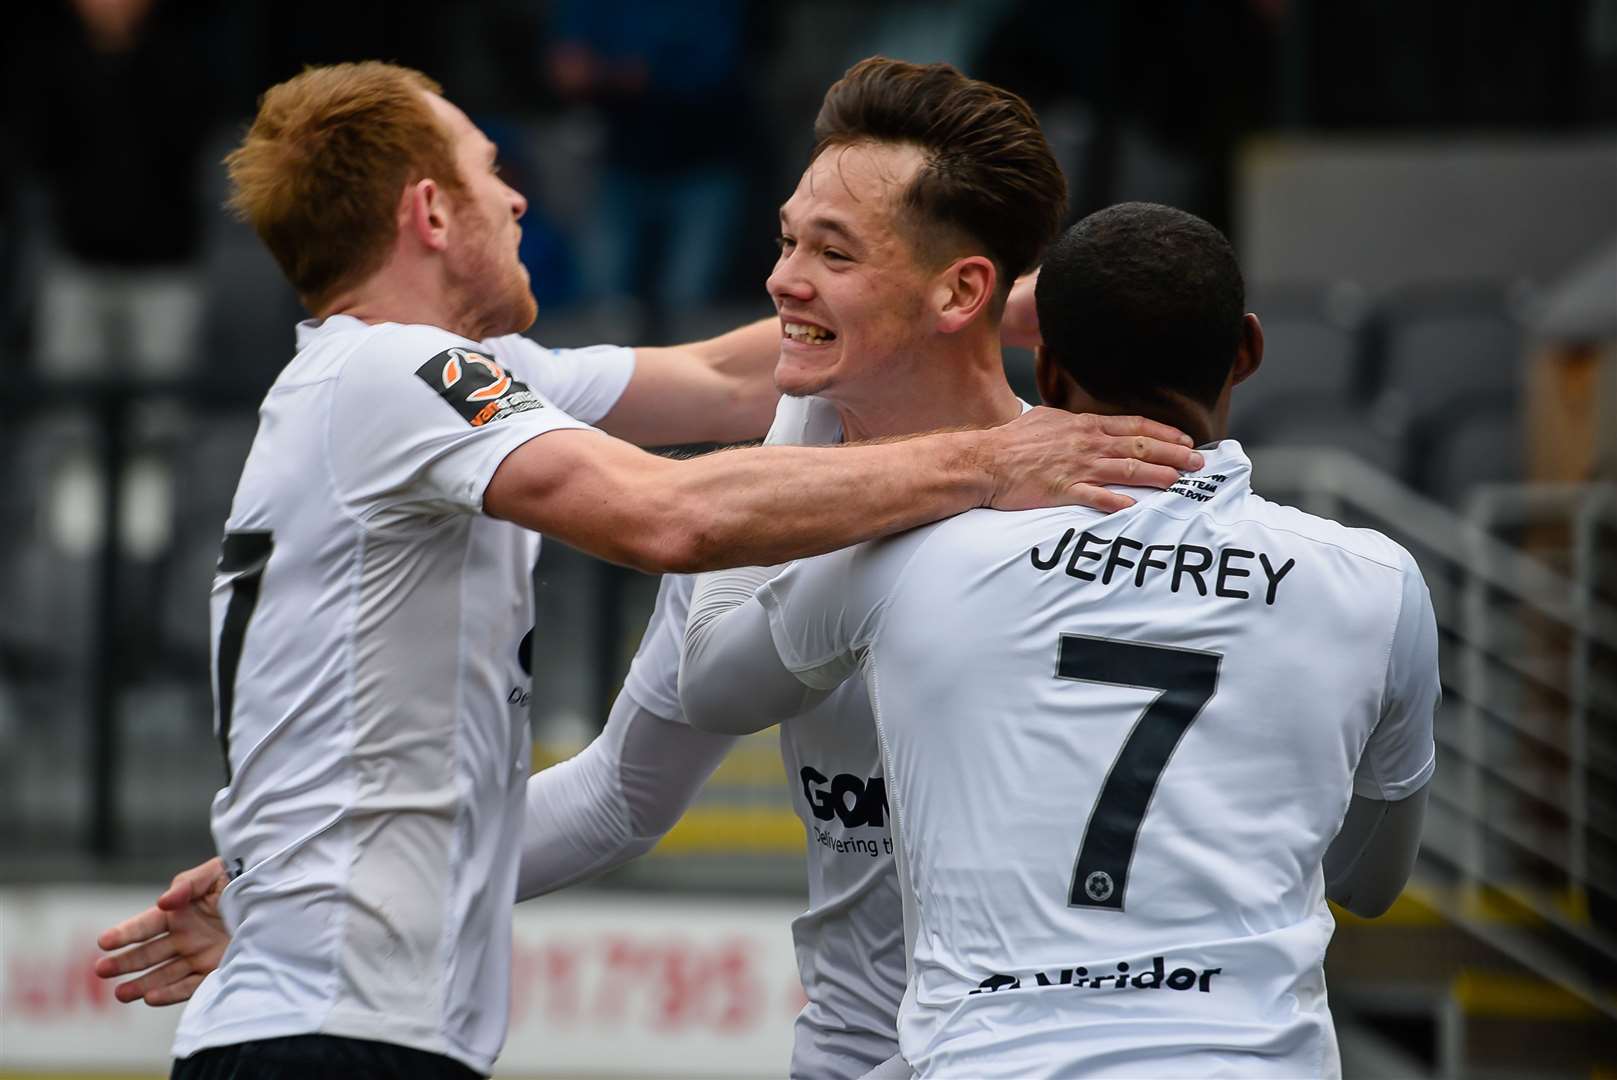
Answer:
[{"left": 1084, "top": 871, "right": 1114, "bottom": 902}]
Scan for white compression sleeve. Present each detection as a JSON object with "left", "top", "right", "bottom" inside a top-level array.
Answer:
[
  {"left": 517, "top": 690, "right": 737, "bottom": 901},
  {"left": 1323, "top": 783, "right": 1429, "bottom": 918},
  {"left": 857, "top": 1052, "right": 914, "bottom": 1079},
  {"left": 681, "top": 564, "right": 828, "bottom": 735}
]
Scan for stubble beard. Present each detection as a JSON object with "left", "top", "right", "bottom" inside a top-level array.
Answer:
[{"left": 446, "top": 237, "right": 536, "bottom": 340}]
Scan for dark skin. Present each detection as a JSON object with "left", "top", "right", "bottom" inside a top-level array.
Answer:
[{"left": 1035, "top": 313, "right": 1265, "bottom": 448}]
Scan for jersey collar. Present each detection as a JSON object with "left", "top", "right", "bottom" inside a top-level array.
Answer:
[
  {"left": 294, "top": 313, "right": 370, "bottom": 349},
  {"left": 1156, "top": 438, "right": 1253, "bottom": 509}
]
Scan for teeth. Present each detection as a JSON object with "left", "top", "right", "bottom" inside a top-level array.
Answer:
[{"left": 784, "top": 321, "right": 833, "bottom": 344}]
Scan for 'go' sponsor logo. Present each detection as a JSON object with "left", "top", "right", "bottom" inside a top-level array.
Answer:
[{"left": 799, "top": 766, "right": 887, "bottom": 829}]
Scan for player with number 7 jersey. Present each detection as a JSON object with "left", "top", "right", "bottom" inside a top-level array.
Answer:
[{"left": 680, "top": 205, "right": 1438, "bottom": 1078}]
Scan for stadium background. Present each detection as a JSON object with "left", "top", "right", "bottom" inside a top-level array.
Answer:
[{"left": 1, "top": 0, "right": 1614, "bottom": 1076}]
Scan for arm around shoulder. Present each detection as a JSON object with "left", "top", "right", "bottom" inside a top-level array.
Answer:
[
  {"left": 483, "top": 424, "right": 988, "bottom": 574},
  {"left": 596, "top": 318, "right": 782, "bottom": 446},
  {"left": 483, "top": 407, "right": 1202, "bottom": 573}
]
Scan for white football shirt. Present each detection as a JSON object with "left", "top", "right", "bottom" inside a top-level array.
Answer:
[
  {"left": 621, "top": 394, "right": 904, "bottom": 1079},
  {"left": 623, "top": 396, "right": 1030, "bottom": 1080},
  {"left": 625, "top": 576, "right": 903, "bottom": 1080},
  {"left": 172, "top": 316, "right": 633, "bottom": 1073},
  {"left": 758, "top": 440, "right": 1439, "bottom": 1079}
]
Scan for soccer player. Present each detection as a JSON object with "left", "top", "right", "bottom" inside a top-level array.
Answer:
[
  {"left": 94, "top": 61, "right": 1198, "bottom": 1079},
  {"left": 680, "top": 203, "right": 1438, "bottom": 1078}
]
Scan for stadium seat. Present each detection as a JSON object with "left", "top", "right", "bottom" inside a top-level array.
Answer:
[
  {"left": 1238, "top": 393, "right": 1410, "bottom": 477},
  {"left": 1374, "top": 290, "right": 1525, "bottom": 421},
  {"left": 170, "top": 413, "right": 258, "bottom": 530},
  {"left": 1410, "top": 395, "right": 1524, "bottom": 504},
  {"left": 0, "top": 418, "right": 99, "bottom": 666},
  {"left": 200, "top": 225, "right": 303, "bottom": 393},
  {"left": 1235, "top": 284, "right": 1371, "bottom": 432}
]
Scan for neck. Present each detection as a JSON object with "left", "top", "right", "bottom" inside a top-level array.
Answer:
[
  {"left": 321, "top": 264, "right": 480, "bottom": 340},
  {"left": 831, "top": 329, "right": 1023, "bottom": 441},
  {"left": 1096, "top": 394, "right": 1222, "bottom": 449}
]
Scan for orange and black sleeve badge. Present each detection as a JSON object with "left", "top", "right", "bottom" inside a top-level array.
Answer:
[{"left": 415, "top": 347, "right": 545, "bottom": 427}]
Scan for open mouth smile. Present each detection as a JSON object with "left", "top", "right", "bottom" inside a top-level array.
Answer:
[{"left": 783, "top": 320, "right": 837, "bottom": 345}]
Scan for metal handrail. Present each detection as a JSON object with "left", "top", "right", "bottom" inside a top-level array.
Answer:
[
  {"left": 1464, "top": 483, "right": 1617, "bottom": 940},
  {"left": 1249, "top": 447, "right": 1617, "bottom": 994},
  {"left": 1433, "top": 726, "right": 1617, "bottom": 846},
  {"left": 1253, "top": 450, "right": 1617, "bottom": 647}
]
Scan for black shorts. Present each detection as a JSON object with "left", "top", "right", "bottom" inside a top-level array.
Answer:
[{"left": 171, "top": 1034, "right": 483, "bottom": 1080}]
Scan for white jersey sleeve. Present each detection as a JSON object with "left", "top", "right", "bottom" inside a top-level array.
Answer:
[
  {"left": 622, "top": 393, "right": 843, "bottom": 723},
  {"left": 484, "top": 334, "right": 635, "bottom": 427},
  {"left": 620, "top": 574, "right": 696, "bottom": 722},
  {"left": 755, "top": 533, "right": 926, "bottom": 691},
  {"left": 1354, "top": 549, "right": 1440, "bottom": 800},
  {"left": 517, "top": 690, "right": 736, "bottom": 900},
  {"left": 326, "top": 324, "right": 590, "bottom": 521}
]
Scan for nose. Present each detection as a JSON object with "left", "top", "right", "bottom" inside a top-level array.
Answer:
[
  {"left": 767, "top": 249, "right": 813, "bottom": 305},
  {"left": 507, "top": 183, "right": 527, "bottom": 221}
]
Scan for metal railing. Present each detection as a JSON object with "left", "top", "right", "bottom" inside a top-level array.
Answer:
[{"left": 1252, "top": 446, "right": 1617, "bottom": 1019}]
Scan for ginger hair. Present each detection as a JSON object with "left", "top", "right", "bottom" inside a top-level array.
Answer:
[{"left": 225, "top": 62, "right": 465, "bottom": 310}]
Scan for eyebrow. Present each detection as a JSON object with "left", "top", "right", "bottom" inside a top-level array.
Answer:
[{"left": 778, "top": 209, "right": 864, "bottom": 250}]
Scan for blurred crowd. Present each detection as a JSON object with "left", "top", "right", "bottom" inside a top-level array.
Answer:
[{"left": 2, "top": 0, "right": 1614, "bottom": 384}]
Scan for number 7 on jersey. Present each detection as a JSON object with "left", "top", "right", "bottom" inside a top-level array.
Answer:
[{"left": 1057, "top": 635, "right": 1221, "bottom": 911}]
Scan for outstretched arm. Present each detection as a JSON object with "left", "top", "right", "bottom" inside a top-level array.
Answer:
[
  {"left": 680, "top": 566, "right": 829, "bottom": 735},
  {"left": 519, "top": 691, "right": 737, "bottom": 898},
  {"left": 94, "top": 858, "right": 229, "bottom": 1006},
  {"left": 485, "top": 410, "right": 1200, "bottom": 574},
  {"left": 600, "top": 319, "right": 783, "bottom": 447}
]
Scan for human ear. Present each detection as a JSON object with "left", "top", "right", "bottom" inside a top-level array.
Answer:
[
  {"left": 1034, "top": 345, "right": 1078, "bottom": 409},
  {"left": 403, "top": 178, "right": 451, "bottom": 253},
  {"left": 1232, "top": 313, "right": 1263, "bottom": 385},
  {"left": 935, "top": 255, "right": 996, "bottom": 334}
]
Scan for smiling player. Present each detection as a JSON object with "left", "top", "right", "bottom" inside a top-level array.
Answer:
[
  {"left": 92, "top": 60, "right": 1203, "bottom": 1080},
  {"left": 681, "top": 203, "right": 1437, "bottom": 1078}
]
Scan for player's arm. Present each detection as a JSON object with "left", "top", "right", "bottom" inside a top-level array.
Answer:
[
  {"left": 1328, "top": 549, "right": 1441, "bottom": 918},
  {"left": 85, "top": 698, "right": 735, "bottom": 1002},
  {"left": 485, "top": 409, "right": 1200, "bottom": 574},
  {"left": 598, "top": 319, "right": 782, "bottom": 446},
  {"left": 94, "top": 858, "right": 229, "bottom": 1006},
  {"left": 1324, "top": 784, "right": 1430, "bottom": 918},
  {"left": 680, "top": 568, "right": 830, "bottom": 733},
  {"left": 680, "top": 533, "right": 922, "bottom": 733},
  {"left": 521, "top": 397, "right": 848, "bottom": 887},
  {"left": 999, "top": 268, "right": 1041, "bottom": 350},
  {"left": 519, "top": 688, "right": 736, "bottom": 898}
]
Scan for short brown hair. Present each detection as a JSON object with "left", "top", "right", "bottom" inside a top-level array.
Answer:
[
  {"left": 225, "top": 62, "right": 465, "bottom": 310},
  {"left": 813, "top": 57, "right": 1067, "bottom": 305}
]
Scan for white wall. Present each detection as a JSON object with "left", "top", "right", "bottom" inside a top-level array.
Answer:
[{"left": 1238, "top": 137, "right": 1617, "bottom": 295}]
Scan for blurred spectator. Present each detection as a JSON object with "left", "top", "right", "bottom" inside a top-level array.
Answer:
[
  {"left": 546, "top": 0, "right": 758, "bottom": 337},
  {"left": 14, "top": 0, "right": 213, "bottom": 379},
  {"left": 974, "top": 1, "right": 1277, "bottom": 232},
  {"left": 1527, "top": 239, "right": 1617, "bottom": 486}
]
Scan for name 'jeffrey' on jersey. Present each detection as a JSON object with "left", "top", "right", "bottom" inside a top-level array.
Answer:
[
  {"left": 758, "top": 440, "right": 1439, "bottom": 1079},
  {"left": 173, "top": 316, "right": 632, "bottom": 1073}
]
